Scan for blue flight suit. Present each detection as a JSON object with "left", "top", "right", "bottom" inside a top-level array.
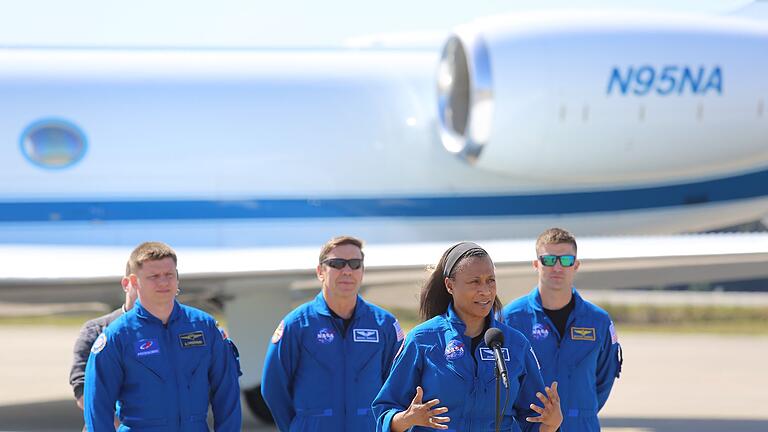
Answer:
[
  {"left": 372, "top": 304, "right": 545, "bottom": 432},
  {"left": 261, "top": 292, "right": 403, "bottom": 432},
  {"left": 502, "top": 288, "right": 622, "bottom": 432},
  {"left": 84, "top": 300, "right": 242, "bottom": 431}
]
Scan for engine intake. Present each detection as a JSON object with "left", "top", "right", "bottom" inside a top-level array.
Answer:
[
  {"left": 437, "top": 12, "right": 768, "bottom": 186},
  {"left": 437, "top": 33, "right": 493, "bottom": 162}
]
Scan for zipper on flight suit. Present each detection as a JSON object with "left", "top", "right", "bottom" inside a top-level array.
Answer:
[
  {"left": 540, "top": 314, "right": 562, "bottom": 348},
  {"left": 163, "top": 323, "right": 182, "bottom": 431},
  {"left": 468, "top": 336, "right": 481, "bottom": 432},
  {"left": 330, "top": 313, "right": 351, "bottom": 428},
  {"left": 342, "top": 316, "right": 349, "bottom": 428}
]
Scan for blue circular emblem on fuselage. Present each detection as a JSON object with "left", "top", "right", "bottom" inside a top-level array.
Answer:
[{"left": 19, "top": 118, "right": 88, "bottom": 170}]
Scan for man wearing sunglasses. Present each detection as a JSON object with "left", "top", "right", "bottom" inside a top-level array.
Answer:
[
  {"left": 502, "top": 228, "right": 622, "bottom": 432},
  {"left": 261, "top": 235, "right": 404, "bottom": 432}
]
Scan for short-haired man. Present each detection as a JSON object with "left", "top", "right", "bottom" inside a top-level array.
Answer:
[
  {"left": 261, "top": 236, "right": 405, "bottom": 431},
  {"left": 503, "top": 228, "right": 622, "bottom": 432},
  {"left": 84, "top": 241, "right": 242, "bottom": 431},
  {"left": 69, "top": 262, "right": 138, "bottom": 431}
]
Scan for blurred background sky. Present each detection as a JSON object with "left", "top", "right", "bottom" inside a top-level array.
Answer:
[{"left": 0, "top": 0, "right": 753, "bottom": 48}]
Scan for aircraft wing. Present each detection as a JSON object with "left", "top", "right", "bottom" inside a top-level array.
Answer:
[
  {"left": 3, "top": 232, "right": 768, "bottom": 419},
  {"left": 3, "top": 232, "right": 768, "bottom": 304}
]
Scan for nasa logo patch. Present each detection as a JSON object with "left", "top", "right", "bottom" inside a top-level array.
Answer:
[
  {"left": 91, "top": 333, "right": 107, "bottom": 354},
  {"left": 316, "top": 328, "right": 335, "bottom": 345},
  {"left": 531, "top": 322, "right": 550, "bottom": 340},
  {"left": 271, "top": 320, "right": 285, "bottom": 344},
  {"left": 444, "top": 339, "right": 465, "bottom": 361}
]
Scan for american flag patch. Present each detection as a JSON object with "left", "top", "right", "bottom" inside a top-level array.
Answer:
[
  {"left": 393, "top": 320, "right": 405, "bottom": 342},
  {"left": 609, "top": 321, "right": 618, "bottom": 344},
  {"left": 271, "top": 320, "right": 285, "bottom": 344}
]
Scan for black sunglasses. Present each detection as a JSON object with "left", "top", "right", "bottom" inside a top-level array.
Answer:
[
  {"left": 538, "top": 255, "right": 577, "bottom": 267},
  {"left": 322, "top": 258, "right": 364, "bottom": 270}
]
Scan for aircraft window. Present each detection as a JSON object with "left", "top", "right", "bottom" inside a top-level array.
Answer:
[{"left": 19, "top": 119, "right": 87, "bottom": 169}]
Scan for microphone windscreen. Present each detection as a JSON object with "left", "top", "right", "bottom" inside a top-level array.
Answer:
[{"left": 484, "top": 327, "right": 504, "bottom": 347}]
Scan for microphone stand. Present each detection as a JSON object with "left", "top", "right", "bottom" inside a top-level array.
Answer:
[{"left": 495, "top": 365, "right": 501, "bottom": 432}]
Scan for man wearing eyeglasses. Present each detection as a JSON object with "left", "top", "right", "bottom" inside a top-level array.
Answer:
[
  {"left": 502, "top": 228, "right": 622, "bottom": 432},
  {"left": 261, "top": 235, "right": 404, "bottom": 432}
]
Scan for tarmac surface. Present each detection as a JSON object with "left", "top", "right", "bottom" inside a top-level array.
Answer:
[{"left": 0, "top": 325, "right": 766, "bottom": 431}]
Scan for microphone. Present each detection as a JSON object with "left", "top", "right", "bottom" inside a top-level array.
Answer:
[{"left": 484, "top": 327, "right": 509, "bottom": 389}]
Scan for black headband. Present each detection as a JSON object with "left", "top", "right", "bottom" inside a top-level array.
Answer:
[{"left": 442, "top": 241, "right": 485, "bottom": 278}]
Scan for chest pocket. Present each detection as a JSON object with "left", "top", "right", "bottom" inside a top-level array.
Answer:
[
  {"left": 350, "top": 339, "right": 386, "bottom": 379},
  {"left": 182, "top": 349, "right": 210, "bottom": 381},
  {"left": 561, "top": 326, "right": 601, "bottom": 369},
  {"left": 174, "top": 328, "right": 212, "bottom": 384},
  {"left": 299, "top": 328, "right": 340, "bottom": 372},
  {"left": 530, "top": 336, "right": 559, "bottom": 373},
  {"left": 420, "top": 344, "right": 466, "bottom": 409},
  {"left": 130, "top": 340, "right": 167, "bottom": 383},
  {"left": 481, "top": 348, "right": 525, "bottom": 391}
]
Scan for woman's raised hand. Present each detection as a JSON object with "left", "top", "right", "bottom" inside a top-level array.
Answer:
[
  {"left": 526, "top": 381, "right": 562, "bottom": 432},
  {"left": 391, "top": 386, "right": 450, "bottom": 431}
]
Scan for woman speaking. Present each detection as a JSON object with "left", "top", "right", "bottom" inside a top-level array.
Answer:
[{"left": 372, "top": 242, "right": 562, "bottom": 432}]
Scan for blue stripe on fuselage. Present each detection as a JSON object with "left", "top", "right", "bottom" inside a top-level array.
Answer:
[{"left": 2, "top": 169, "right": 768, "bottom": 222}]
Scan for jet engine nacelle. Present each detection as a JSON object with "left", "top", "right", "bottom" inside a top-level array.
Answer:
[{"left": 438, "top": 11, "right": 768, "bottom": 186}]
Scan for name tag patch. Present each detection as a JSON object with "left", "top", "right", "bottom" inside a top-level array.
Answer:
[
  {"left": 479, "top": 347, "right": 510, "bottom": 361},
  {"left": 135, "top": 339, "right": 161, "bottom": 357},
  {"left": 571, "top": 327, "right": 596, "bottom": 341},
  {"left": 353, "top": 329, "right": 379, "bottom": 343},
  {"left": 179, "top": 331, "right": 206, "bottom": 348}
]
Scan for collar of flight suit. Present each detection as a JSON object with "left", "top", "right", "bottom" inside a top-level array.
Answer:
[
  {"left": 312, "top": 292, "right": 369, "bottom": 321},
  {"left": 444, "top": 302, "right": 501, "bottom": 335},
  {"left": 528, "top": 286, "right": 586, "bottom": 319},
  {"left": 441, "top": 303, "right": 502, "bottom": 382},
  {"left": 133, "top": 299, "right": 182, "bottom": 326}
]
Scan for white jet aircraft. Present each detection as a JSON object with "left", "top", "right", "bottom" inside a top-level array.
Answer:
[{"left": 2, "top": 3, "right": 768, "bottom": 420}]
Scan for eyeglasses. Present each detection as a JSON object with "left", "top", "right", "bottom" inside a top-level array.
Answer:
[
  {"left": 538, "top": 255, "right": 576, "bottom": 267},
  {"left": 322, "top": 258, "right": 364, "bottom": 270}
]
